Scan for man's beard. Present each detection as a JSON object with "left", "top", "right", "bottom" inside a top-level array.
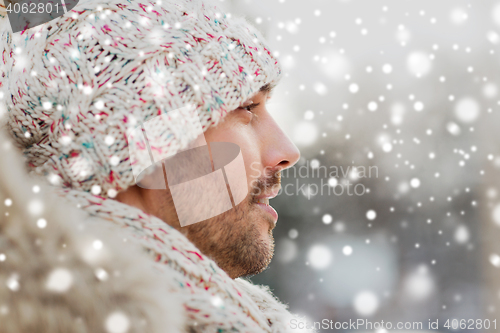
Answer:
[{"left": 180, "top": 170, "right": 282, "bottom": 278}]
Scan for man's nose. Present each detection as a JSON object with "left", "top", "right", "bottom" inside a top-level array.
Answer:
[{"left": 262, "top": 115, "right": 301, "bottom": 172}]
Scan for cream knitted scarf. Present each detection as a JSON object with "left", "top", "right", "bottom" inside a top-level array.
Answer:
[{"left": 55, "top": 187, "right": 309, "bottom": 332}]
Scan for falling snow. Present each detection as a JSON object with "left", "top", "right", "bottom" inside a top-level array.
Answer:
[
  {"left": 239, "top": 0, "right": 500, "bottom": 326},
  {"left": 1, "top": 0, "right": 500, "bottom": 329}
]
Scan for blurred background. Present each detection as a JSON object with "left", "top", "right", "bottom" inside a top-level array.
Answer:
[{"left": 220, "top": 0, "right": 500, "bottom": 332}]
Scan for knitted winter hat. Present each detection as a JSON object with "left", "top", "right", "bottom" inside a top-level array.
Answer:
[{"left": 0, "top": 0, "right": 281, "bottom": 198}]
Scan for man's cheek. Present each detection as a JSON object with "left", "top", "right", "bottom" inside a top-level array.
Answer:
[
  {"left": 247, "top": 160, "right": 264, "bottom": 180},
  {"left": 245, "top": 170, "right": 262, "bottom": 197}
]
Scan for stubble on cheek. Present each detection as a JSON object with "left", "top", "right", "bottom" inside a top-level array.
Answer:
[
  {"left": 145, "top": 164, "right": 279, "bottom": 278},
  {"left": 181, "top": 195, "right": 275, "bottom": 278}
]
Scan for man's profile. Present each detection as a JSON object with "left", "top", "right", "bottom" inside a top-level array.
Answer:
[
  {"left": 0, "top": 0, "right": 309, "bottom": 331},
  {"left": 117, "top": 82, "right": 299, "bottom": 279}
]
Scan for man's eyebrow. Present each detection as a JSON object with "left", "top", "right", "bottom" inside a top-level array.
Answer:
[
  {"left": 259, "top": 83, "right": 273, "bottom": 94},
  {"left": 239, "top": 84, "right": 273, "bottom": 106}
]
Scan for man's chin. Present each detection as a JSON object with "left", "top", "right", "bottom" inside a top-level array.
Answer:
[
  {"left": 238, "top": 244, "right": 274, "bottom": 277},
  {"left": 180, "top": 201, "right": 276, "bottom": 278},
  {"left": 226, "top": 215, "right": 276, "bottom": 277},
  {"left": 250, "top": 227, "right": 275, "bottom": 274}
]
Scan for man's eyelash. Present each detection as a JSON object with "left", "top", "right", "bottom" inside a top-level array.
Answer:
[{"left": 239, "top": 103, "right": 260, "bottom": 111}]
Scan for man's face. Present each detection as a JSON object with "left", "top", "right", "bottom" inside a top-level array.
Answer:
[{"left": 128, "top": 86, "right": 300, "bottom": 278}]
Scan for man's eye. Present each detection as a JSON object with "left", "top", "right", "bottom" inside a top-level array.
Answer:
[
  {"left": 239, "top": 102, "right": 260, "bottom": 112},
  {"left": 240, "top": 105, "right": 254, "bottom": 111},
  {"left": 236, "top": 103, "right": 259, "bottom": 123}
]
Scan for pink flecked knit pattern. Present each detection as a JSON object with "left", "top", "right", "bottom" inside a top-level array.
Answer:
[{"left": 0, "top": 0, "right": 281, "bottom": 198}]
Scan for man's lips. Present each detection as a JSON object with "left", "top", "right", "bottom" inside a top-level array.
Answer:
[
  {"left": 255, "top": 203, "right": 278, "bottom": 225},
  {"left": 253, "top": 185, "right": 280, "bottom": 225}
]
